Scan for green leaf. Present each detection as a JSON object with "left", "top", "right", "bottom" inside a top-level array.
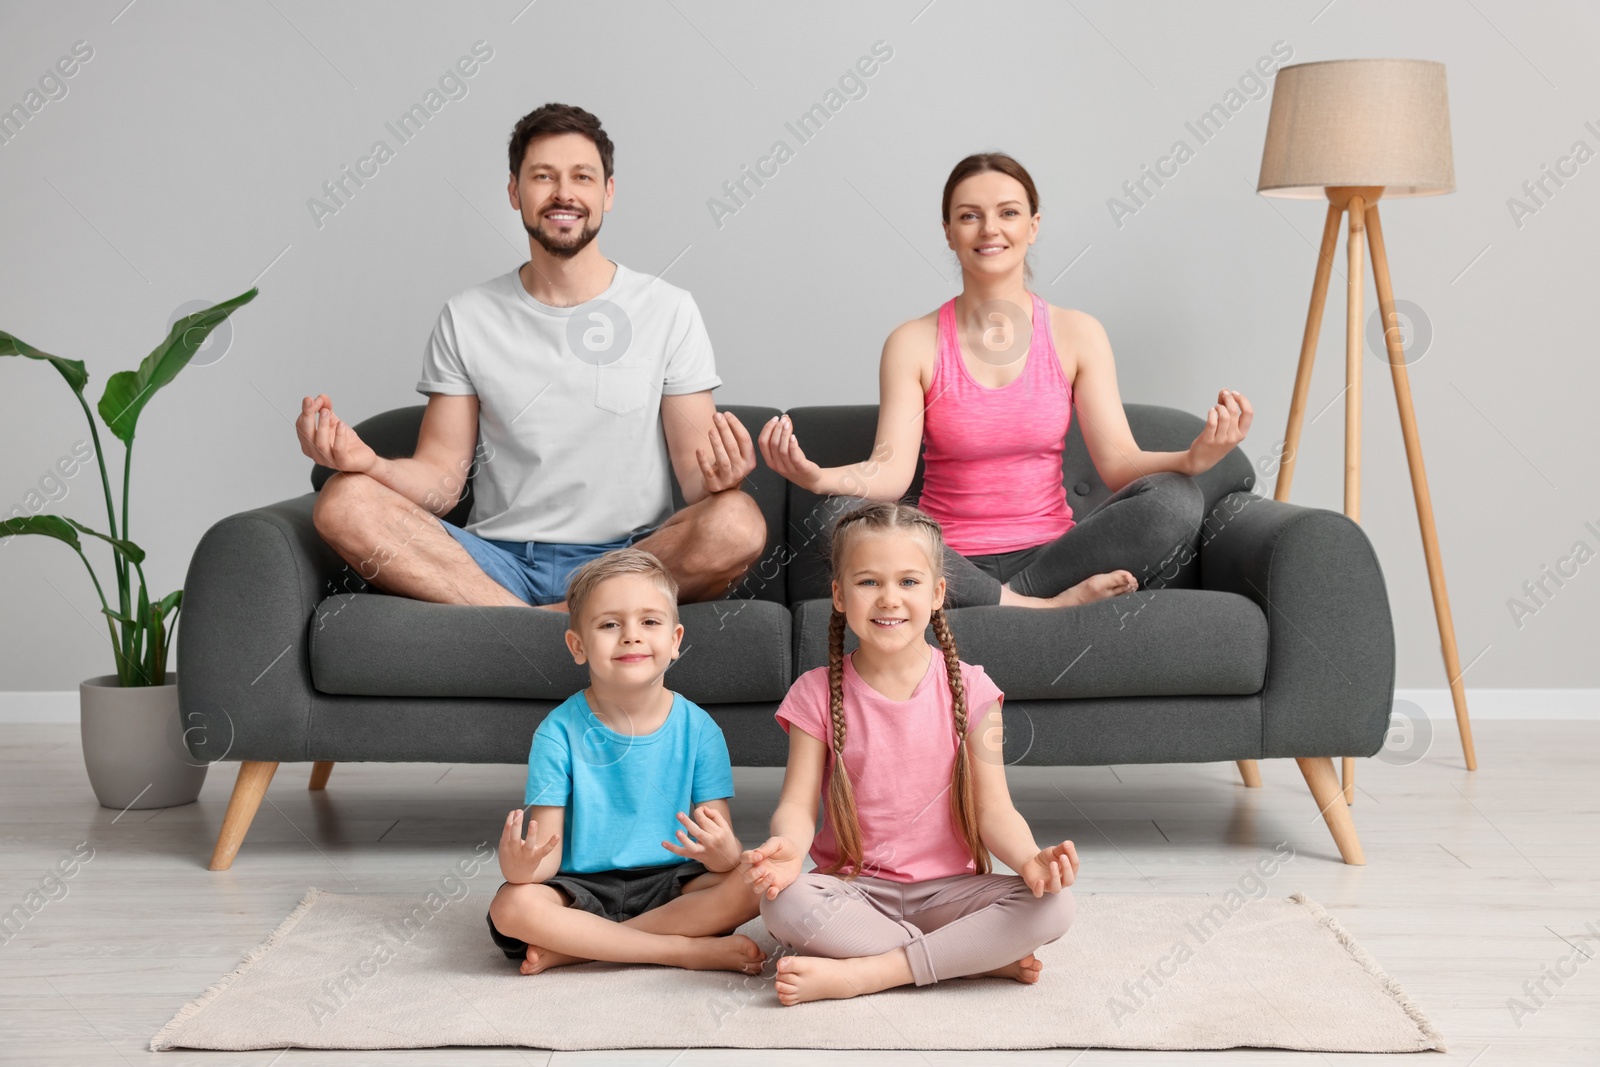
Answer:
[
  {"left": 101, "top": 606, "right": 136, "bottom": 624},
  {"left": 97, "top": 287, "right": 258, "bottom": 444},
  {"left": 155, "top": 589, "right": 182, "bottom": 618},
  {"left": 0, "top": 513, "right": 82, "bottom": 550},
  {"left": 0, "top": 331, "right": 89, "bottom": 396},
  {"left": 61, "top": 517, "right": 145, "bottom": 564}
]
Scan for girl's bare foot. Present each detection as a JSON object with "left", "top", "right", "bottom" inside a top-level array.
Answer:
[
  {"left": 772, "top": 952, "right": 912, "bottom": 1005},
  {"left": 964, "top": 952, "right": 1044, "bottom": 983},
  {"left": 680, "top": 933, "right": 766, "bottom": 974},
  {"left": 520, "top": 943, "right": 586, "bottom": 974},
  {"left": 999, "top": 571, "right": 1137, "bottom": 610}
]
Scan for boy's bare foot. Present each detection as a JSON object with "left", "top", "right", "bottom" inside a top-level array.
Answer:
[
  {"left": 966, "top": 952, "right": 1044, "bottom": 983},
  {"left": 680, "top": 933, "right": 766, "bottom": 974},
  {"left": 520, "top": 943, "right": 586, "bottom": 974}
]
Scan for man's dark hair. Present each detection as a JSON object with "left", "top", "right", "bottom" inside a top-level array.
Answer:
[{"left": 507, "top": 103, "right": 614, "bottom": 182}]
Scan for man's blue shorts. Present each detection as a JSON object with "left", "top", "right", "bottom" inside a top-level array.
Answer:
[{"left": 438, "top": 518, "right": 657, "bottom": 606}]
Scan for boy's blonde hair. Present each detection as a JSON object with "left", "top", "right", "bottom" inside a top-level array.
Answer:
[
  {"left": 565, "top": 548, "right": 680, "bottom": 628},
  {"left": 823, "top": 501, "right": 991, "bottom": 879}
]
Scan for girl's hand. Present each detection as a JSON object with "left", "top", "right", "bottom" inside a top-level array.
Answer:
[
  {"left": 758, "top": 414, "right": 824, "bottom": 493},
  {"left": 1186, "top": 389, "right": 1252, "bottom": 475},
  {"left": 740, "top": 836, "right": 805, "bottom": 900},
  {"left": 1019, "top": 840, "right": 1080, "bottom": 897},
  {"left": 498, "top": 809, "right": 560, "bottom": 885},
  {"left": 662, "top": 805, "right": 739, "bottom": 870}
]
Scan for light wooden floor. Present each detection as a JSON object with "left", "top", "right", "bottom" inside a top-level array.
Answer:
[{"left": 1, "top": 719, "right": 1596, "bottom": 1066}]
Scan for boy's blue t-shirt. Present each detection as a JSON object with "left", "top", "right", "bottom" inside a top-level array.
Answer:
[{"left": 524, "top": 689, "right": 735, "bottom": 874}]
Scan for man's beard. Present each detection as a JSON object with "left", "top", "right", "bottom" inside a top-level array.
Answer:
[{"left": 525, "top": 208, "right": 601, "bottom": 259}]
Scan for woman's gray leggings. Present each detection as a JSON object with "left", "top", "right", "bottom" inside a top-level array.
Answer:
[
  {"left": 761, "top": 871, "right": 1076, "bottom": 985},
  {"left": 798, "top": 471, "right": 1207, "bottom": 608}
]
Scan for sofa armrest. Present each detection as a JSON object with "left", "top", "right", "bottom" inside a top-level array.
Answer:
[
  {"left": 178, "top": 492, "right": 353, "bottom": 763},
  {"left": 1201, "top": 492, "right": 1395, "bottom": 759}
]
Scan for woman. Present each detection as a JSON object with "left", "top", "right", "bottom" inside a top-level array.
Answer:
[{"left": 759, "top": 152, "right": 1252, "bottom": 609}]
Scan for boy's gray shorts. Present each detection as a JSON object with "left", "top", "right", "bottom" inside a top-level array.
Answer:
[{"left": 487, "top": 859, "right": 710, "bottom": 961}]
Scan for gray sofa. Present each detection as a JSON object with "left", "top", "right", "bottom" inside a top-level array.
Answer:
[{"left": 181, "top": 402, "right": 1394, "bottom": 869}]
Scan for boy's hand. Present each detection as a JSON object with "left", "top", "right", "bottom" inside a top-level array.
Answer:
[
  {"left": 661, "top": 805, "right": 740, "bottom": 871},
  {"left": 740, "top": 836, "right": 805, "bottom": 900},
  {"left": 1019, "top": 840, "right": 1079, "bottom": 897},
  {"left": 498, "top": 809, "right": 560, "bottom": 885}
]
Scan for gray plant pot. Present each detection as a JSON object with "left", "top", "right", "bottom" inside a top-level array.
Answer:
[{"left": 79, "top": 673, "right": 207, "bottom": 810}]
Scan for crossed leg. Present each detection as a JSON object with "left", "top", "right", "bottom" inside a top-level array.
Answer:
[
  {"left": 313, "top": 471, "right": 765, "bottom": 608},
  {"left": 488, "top": 869, "right": 764, "bottom": 975}
]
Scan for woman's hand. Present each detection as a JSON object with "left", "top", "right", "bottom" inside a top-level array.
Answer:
[
  {"left": 1186, "top": 389, "right": 1253, "bottom": 475},
  {"left": 1018, "top": 840, "right": 1080, "bottom": 897},
  {"left": 758, "top": 413, "right": 824, "bottom": 493},
  {"left": 740, "top": 835, "right": 806, "bottom": 900},
  {"left": 696, "top": 410, "right": 759, "bottom": 494},
  {"left": 497, "top": 809, "right": 560, "bottom": 885},
  {"left": 662, "top": 805, "right": 740, "bottom": 871}
]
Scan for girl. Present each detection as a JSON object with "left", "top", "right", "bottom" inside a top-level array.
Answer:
[
  {"left": 759, "top": 152, "right": 1252, "bottom": 610},
  {"left": 742, "top": 502, "right": 1079, "bottom": 1006}
]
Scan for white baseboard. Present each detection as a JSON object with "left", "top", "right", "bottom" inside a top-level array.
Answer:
[
  {"left": 1393, "top": 688, "right": 1598, "bottom": 720},
  {"left": 0, "top": 691, "right": 81, "bottom": 724},
  {"left": 3, "top": 688, "right": 1597, "bottom": 724}
]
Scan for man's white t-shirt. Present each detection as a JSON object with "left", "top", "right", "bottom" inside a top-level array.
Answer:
[{"left": 416, "top": 261, "right": 721, "bottom": 544}]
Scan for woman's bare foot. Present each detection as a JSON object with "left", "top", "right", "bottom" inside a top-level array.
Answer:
[
  {"left": 519, "top": 943, "right": 587, "bottom": 974},
  {"left": 1000, "top": 571, "right": 1137, "bottom": 609},
  {"left": 963, "top": 952, "right": 1044, "bottom": 983},
  {"left": 679, "top": 933, "right": 766, "bottom": 974}
]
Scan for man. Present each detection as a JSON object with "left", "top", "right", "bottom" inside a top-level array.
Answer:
[{"left": 300, "top": 103, "right": 765, "bottom": 611}]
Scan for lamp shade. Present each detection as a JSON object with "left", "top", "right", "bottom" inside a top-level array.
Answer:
[{"left": 1258, "top": 59, "right": 1454, "bottom": 199}]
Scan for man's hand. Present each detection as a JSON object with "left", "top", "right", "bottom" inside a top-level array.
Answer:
[
  {"left": 696, "top": 410, "right": 758, "bottom": 494},
  {"left": 1018, "top": 840, "right": 1080, "bottom": 897},
  {"left": 661, "top": 805, "right": 741, "bottom": 871},
  {"left": 740, "top": 835, "right": 805, "bottom": 900},
  {"left": 497, "top": 808, "right": 561, "bottom": 885},
  {"left": 298, "top": 394, "right": 378, "bottom": 474},
  {"left": 1185, "top": 388, "right": 1252, "bottom": 475}
]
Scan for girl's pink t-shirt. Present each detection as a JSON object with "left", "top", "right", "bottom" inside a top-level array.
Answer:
[{"left": 774, "top": 646, "right": 1005, "bottom": 883}]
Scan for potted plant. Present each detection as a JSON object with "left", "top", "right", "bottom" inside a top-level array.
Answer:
[{"left": 1, "top": 289, "right": 257, "bottom": 809}]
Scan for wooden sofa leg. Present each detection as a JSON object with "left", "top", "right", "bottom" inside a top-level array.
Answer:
[
  {"left": 1298, "top": 756, "right": 1365, "bottom": 865},
  {"left": 1343, "top": 756, "right": 1355, "bottom": 805},
  {"left": 1236, "top": 759, "right": 1263, "bottom": 788},
  {"left": 309, "top": 761, "right": 334, "bottom": 791},
  {"left": 209, "top": 761, "right": 279, "bottom": 871}
]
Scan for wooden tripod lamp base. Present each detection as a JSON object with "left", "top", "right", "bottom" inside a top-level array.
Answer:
[{"left": 1234, "top": 185, "right": 1479, "bottom": 804}]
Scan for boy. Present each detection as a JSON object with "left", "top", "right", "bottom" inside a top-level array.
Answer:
[{"left": 485, "top": 548, "right": 765, "bottom": 974}]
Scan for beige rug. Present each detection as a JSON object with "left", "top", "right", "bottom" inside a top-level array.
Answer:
[{"left": 152, "top": 888, "right": 1444, "bottom": 1053}]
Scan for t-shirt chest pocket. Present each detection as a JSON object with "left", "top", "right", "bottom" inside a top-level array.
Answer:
[{"left": 594, "top": 361, "right": 655, "bottom": 415}]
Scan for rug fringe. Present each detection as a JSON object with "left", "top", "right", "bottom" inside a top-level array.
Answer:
[
  {"left": 1289, "top": 892, "right": 1448, "bottom": 1053},
  {"left": 148, "top": 886, "right": 326, "bottom": 1052}
]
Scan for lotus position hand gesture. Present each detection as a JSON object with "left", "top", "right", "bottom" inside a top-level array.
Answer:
[
  {"left": 661, "top": 805, "right": 740, "bottom": 871},
  {"left": 757, "top": 413, "right": 824, "bottom": 493},
  {"left": 497, "top": 808, "right": 561, "bottom": 885},
  {"left": 698, "top": 410, "right": 759, "bottom": 494},
  {"left": 1187, "top": 388, "right": 1253, "bottom": 475},
  {"left": 1018, "top": 839, "right": 1080, "bottom": 897},
  {"left": 298, "top": 394, "right": 378, "bottom": 474},
  {"left": 741, "top": 835, "right": 806, "bottom": 900}
]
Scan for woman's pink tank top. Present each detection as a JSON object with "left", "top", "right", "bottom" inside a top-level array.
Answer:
[{"left": 918, "top": 293, "right": 1076, "bottom": 555}]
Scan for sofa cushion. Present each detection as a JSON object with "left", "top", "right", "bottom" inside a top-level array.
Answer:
[
  {"left": 311, "top": 594, "right": 793, "bottom": 703},
  {"left": 792, "top": 589, "right": 1267, "bottom": 699}
]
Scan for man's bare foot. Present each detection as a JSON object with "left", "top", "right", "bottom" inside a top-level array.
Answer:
[
  {"left": 964, "top": 952, "right": 1044, "bottom": 983},
  {"left": 680, "top": 933, "right": 766, "bottom": 974},
  {"left": 1001, "top": 571, "right": 1137, "bottom": 609},
  {"left": 520, "top": 943, "right": 587, "bottom": 974}
]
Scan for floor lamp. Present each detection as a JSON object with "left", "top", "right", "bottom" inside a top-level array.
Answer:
[{"left": 1235, "top": 59, "right": 1478, "bottom": 806}]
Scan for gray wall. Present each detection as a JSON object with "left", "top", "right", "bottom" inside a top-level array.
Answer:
[{"left": 3, "top": 0, "right": 1596, "bottom": 692}]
